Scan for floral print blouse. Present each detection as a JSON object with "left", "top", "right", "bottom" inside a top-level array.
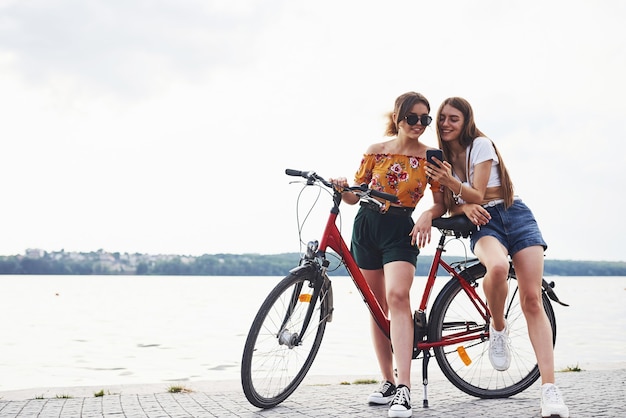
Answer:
[{"left": 354, "top": 153, "right": 443, "bottom": 208}]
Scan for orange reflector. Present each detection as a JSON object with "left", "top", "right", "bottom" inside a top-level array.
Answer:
[
  {"left": 299, "top": 294, "right": 312, "bottom": 303},
  {"left": 457, "top": 346, "right": 472, "bottom": 366}
]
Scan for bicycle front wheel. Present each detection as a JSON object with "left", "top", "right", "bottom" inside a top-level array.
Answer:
[
  {"left": 241, "top": 267, "right": 332, "bottom": 408},
  {"left": 430, "top": 271, "right": 556, "bottom": 398}
]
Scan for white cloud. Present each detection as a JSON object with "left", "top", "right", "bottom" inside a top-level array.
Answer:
[{"left": 0, "top": 0, "right": 624, "bottom": 261}]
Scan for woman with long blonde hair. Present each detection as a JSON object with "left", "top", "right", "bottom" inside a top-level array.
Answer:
[{"left": 426, "top": 97, "right": 569, "bottom": 418}]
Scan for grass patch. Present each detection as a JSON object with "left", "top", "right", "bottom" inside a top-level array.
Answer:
[
  {"left": 94, "top": 389, "right": 114, "bottom": 397},
  {"left": 167, "top": 384, "right": 193, "bottom": 393},
  {"left": 352, "top": 379, "right": 378, "bottom": 385},
  {"left": 561, "top": 364, "right": 582, "bottom": 372},
  {"left": 55, "top": 394, "right": 72, "bottom": 399}
]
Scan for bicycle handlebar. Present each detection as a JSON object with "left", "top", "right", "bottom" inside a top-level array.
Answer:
[{"left": 285, "top": 169, "right": 399, "bottom": 203}]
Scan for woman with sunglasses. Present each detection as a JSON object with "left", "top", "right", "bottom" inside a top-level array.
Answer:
[
  {"left": 331, "top": 91, "right": 446, "bottom": 418},
  {"left": 425, "top": 97, "right": 569, "bottom": 418}
]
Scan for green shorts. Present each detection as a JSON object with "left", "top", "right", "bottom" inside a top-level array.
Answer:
[{"left": 351, "top": 206, "right": 419, "bottom": 270}]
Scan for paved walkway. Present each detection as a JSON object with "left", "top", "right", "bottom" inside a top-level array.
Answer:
[{"left": 1, "top": 368, "right": 624, "bottom": 417}]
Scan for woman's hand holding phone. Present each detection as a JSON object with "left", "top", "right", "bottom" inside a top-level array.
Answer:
[{"left": 426, "top": 149, "right": 444, "bottom": 167}]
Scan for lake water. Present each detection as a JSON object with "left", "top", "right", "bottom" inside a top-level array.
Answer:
[{"left": 0, "top": 275, "right": 625, "bottom": 392}]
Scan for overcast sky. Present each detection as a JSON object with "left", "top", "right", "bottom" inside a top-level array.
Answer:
[{"left": 0, "top": 0, "right": 624, "bottom": 262}]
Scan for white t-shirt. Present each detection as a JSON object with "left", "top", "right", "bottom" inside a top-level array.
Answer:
[{"left": 453, "top": 137, "right": 500, "bottom": 204}]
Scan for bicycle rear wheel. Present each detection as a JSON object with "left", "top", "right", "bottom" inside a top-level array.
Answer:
[
  {"left": 429, "top": 269, "right": 556, "bottom": 398},
  {"left": 241, "top": 266, "right": 332, "bottom": 408}
]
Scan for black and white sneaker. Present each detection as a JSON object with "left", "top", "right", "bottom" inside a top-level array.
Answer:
[
  {"left": 367, "top": 380, "right": 396, "bottom": 405},
  {"left": 388, "top": 384, "right": 412, "bottom": 417}
]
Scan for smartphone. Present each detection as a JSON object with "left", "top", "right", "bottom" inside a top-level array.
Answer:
[{"left": 426, "top": 149, "right": 444, "bottom": 166}]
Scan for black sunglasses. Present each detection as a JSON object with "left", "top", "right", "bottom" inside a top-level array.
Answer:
[{"left": 405, "top": 114, "right": 432, "bottom": 126}]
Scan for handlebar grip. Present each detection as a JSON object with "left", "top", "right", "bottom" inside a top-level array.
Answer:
[
  {"left": 285, "top": 169, "right": 316, "bottom": 179},
  {"left": 285, "top": 169, "right": 304, "bottom": 177}
]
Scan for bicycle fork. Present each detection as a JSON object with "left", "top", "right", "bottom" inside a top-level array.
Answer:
[{"left": 279, "top": 253, "right": 334, "bottom": 348}]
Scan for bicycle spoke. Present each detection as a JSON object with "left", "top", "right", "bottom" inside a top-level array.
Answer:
[
  {"left": 430, "top": 275, "right": 556, "bottom": 398},
  {"left": 241, "top": 272, "right": 330, "bottom": 408}
]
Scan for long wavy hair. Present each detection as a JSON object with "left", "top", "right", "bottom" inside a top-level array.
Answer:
[
  {"left": 436, "top": 97, "right": 514, "bottom": 209},
  {"left": 384, "top": 92, "right": 431, "bottom": 137}
]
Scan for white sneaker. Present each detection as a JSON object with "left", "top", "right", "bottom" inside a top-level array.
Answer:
[
  {"left": 489, "top": 322, "right": 511, "bottom": 371},
  {"left": 541, "top": 383, "right": 570, "bottom": 417},
  {"left": 388, "top": 384, "right": 412, "bottom": 417},
  {"left": 368, "top": 380, "right": 396, "bottom": 405}
]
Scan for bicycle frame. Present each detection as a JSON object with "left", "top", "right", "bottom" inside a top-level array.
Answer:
[
  {"left": 416, "top": 232, "right": 490, "bottom": 350},
  {"left": 316, "top": 189, "right": 391, "bottom": 339},
  {"left": 315, "top": 188, "right": 490, "bottom": 352}
]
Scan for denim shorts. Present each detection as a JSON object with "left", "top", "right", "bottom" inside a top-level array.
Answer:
[
  {"left": 470, "top": 199, "right": 547, "bottom": 256},
  {"left": 351, "top": 206, "right": 419, "bottom": 270}
]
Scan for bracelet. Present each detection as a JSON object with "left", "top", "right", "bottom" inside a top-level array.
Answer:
[{"left": 452, "top": 182, "right": 463, "bottom": 204}]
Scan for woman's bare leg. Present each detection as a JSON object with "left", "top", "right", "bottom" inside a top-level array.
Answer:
[
  {"left": 362, "top": 268, "right": 395, "bottom": 382},
  {"left": 382, "top": 261, "right": 415, "bottom": 388},
  {"left": 474, "top": 236, "right": 510, "bottom": 331},
  {"left": 513, "top": 246, "right": 556, "bottom": 384}
]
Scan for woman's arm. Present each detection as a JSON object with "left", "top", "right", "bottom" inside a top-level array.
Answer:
[
  {"left": 456, "top": 159, "right": 491, "bottom": 204},
  {"left": 449, "top": 202, "right": 491, "bottom": 226},
  {"left": 328, "top": 177, "right": 360, "bottom": 205},
  {"left": 412, "top": 190, "right": 447, "bottom": 248},
  {"left": 426, "top": 158, "right": 491, "bottom": 204},
  {"left": 426, "top": 158, "right": 492, "bottom": 226}
]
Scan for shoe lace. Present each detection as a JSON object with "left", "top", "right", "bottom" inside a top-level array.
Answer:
[
  {"left": 491, "top": 332, "right": 509, "bottom": 356},
  {"left": 379, "top": 381, "right": 393, "bottom": 394},
  {"left": 392, "top": 386, "right": 409, "bottom": 406},
  {"left": 543, "top": 385, "right": 563, "bottom": 404}
]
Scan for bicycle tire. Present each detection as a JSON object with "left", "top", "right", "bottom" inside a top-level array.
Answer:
[
  {"left": 429, "top": 271, "right": 556, "bottom": 399},
  {"left": 241, "top": 267, "right": 332, "bottom": 408}
]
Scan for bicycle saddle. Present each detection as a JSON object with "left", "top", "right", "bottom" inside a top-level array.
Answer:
[{"left": 432, "top": 215, "right": 477, "bottom": 238}]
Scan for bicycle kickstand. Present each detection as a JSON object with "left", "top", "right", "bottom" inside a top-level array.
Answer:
[{"left": 421, "top": 350, "right": 430, "bottom": 408}]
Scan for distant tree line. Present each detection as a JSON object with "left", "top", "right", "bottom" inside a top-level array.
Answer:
[
  {"left": 1, "top": 251, "right": 625, "bottom": 276},
  {"left": 135, "top": 253, "right": 302, "bottom": 276}
]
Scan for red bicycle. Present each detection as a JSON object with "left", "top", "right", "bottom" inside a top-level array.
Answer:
[{"left": 241, "top": 169, "right": 568, "bottom": 409}]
